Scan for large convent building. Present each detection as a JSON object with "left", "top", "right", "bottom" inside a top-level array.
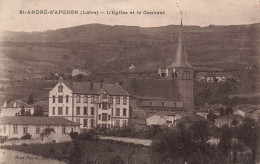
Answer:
[{"left": 49, "top": 80, "right": 130, "bottom": 130}]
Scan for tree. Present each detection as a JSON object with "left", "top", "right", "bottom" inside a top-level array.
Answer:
[
  {"left": 152, "top": 120, "right": 224, "bottom": 163},
  {"left": 207, "top": 111, "right": 218, "bottom": 123},
  {"left": 237, "top": 118, "right": 258, "bottom": 162},
  {"left": 40, "top": 128, "right": 55, "bottom": 140},
  {"left": 25, "top": 110, "right": 31, "bottom": 116},
  {"left": 76, "top": 74, "right": 84, "bottom": 82},
  {"left": 219, "top": 107, "right": 225, "bottom": 116},
  {"left": 33, "top": 105, "right": 44, "bottom": 116},
  {"left": 20, "top": 106, "right": 25, "bottom": 116},
  {"left": 28, "top": 94, "right": 34, "bottom": 105},
  {"left": 231, "top": 118, "right": 238, "bottom": 126},
  {"left": 69, "top": 140, "right": 83, "bottom": 164},
  {"left": 219, "top": 125, "right": 232, "bottom": 155},
  {"left": 226, "top": 107, "right": 233, "bottom": 115}
]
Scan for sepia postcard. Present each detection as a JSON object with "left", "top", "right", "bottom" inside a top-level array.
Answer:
[{"left": 0, "top": 0, "right": 259, "bottom": 163}]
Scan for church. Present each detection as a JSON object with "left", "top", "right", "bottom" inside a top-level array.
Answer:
[
  {"left": 157, "top": 18, "right": 194, "bottom": 111},
  {"left": 126, "top": 18, "right": 194, "bottom": 120}
]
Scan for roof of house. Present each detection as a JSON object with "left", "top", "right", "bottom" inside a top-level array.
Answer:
[
  {"left": 0, "top": 116, "right": 80, "bottom": 126},
  {"left": 129, "top": 119, "right": 146, "bottom": 125},
  {"left": 124, "top": 78, "right": 180, "bottom": 100},
  {"left": 215, "top": 114, "right": 244, "bottom": 121},
  {"left": 73, "top": 68, "right": 89, "bottom": 72},
  {"left": 4, "top": 100, "right": 33, "bottom": 108},
  {"left": 146, "top": 111, "right": 183, "bottom": 118},
  {"left": 234, "top": 104, "right": 260, "bottom": 113},
  {"left": 176, "top": 113, "right": 205, "bottom": 123},
  {"left": 63, "top": 81, "right": 129, "bottom": 96}
]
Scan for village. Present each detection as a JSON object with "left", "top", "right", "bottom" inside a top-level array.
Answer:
[{"left": 0, "top": 13, "right": 260, "bottom": 164}]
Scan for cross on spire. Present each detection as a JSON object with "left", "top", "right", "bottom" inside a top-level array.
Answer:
[{"left": 180, "top": 10, "right": 182, "bottom": 26}]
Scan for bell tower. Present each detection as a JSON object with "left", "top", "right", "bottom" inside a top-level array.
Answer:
[{"left": 158, "top": 13, "right": 194, "bottom": 110}]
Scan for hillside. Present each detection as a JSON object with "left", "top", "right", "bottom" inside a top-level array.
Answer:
[{"left": 0, "top": 23, "right": 259, "bottom": 80}]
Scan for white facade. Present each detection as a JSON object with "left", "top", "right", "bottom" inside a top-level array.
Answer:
[
  {"left": 0, "top": 100, "right": 34, "bottom": 117},
  {"left": 0, "top": 124, "right": 79, "bottom": 139},
  {"left": 49, "top": 81, "right": 130, "bottom": 130},
  {"left": 72, "top": 68, "right": 90, "bottom": 77},
  {"left": 0, "top": 116, "right": 80, "bottom": 140},
  {"left": 146, "top": 115, "right": 166, "bottom": 126}
]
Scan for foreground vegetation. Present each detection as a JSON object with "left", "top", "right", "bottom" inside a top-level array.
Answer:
[
  {"left": 2, "top": 140, "right": 152, "bottom": 164},
  {"left": 2, "top": 119, "right": 258, "bottom": 164}
]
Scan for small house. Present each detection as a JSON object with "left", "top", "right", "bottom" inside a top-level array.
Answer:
[
  {"left": 0, "top": 100, "right": 34, "bottom": 117},
  {"left": 215, "top": 114, "right": 244, "bottom": 128},
  {"left": 72, "top": 68, "right": 90, "bottom": 77},
  {"left": 0, "top": 116, "right": 80, "bottom": 140}
]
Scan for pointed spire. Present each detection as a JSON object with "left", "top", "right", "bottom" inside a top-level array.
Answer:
[{"left": 168, "top": 12, "right": 192, "bottom": 68}]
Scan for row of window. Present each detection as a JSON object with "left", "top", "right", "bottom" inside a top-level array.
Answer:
[
  {"left": 76, "top": 107, "right": 95, "bottom": 115},
  {"left": 52, "top": 107, "right": 69, "bottom": 115},
  {"left": 76, "top": 118, "right": 95, "bottom": 128},
  {"left": 140, "top": 100, "right": 177, "bottom": 107},
  {"left": 12, "top": 125, "right": 67, "bottom": 135},
  {"left": 115, "top": 119, "right": 127, "bottom": 127},
  {"left": 99, "top": 113, "right": 111, "bottom": 121},
  {"left": 80, "top": 119, "right": 127, "bottom": 128},
  {"left": 53, "top": 95, "right": 69, "bottom": 103},
  {"left": 115, "top": 108, "right": 127, "bottom": 117},
  {"left": 52, "top": 95, "right": 128, "bottom": 105},
  {"left": 172, "top": 70, "right": 191, "bottom": 79}
]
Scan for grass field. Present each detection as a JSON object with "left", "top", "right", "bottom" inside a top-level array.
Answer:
[{"left": 2, "top": 140, "right": 154, "bottom": 164}]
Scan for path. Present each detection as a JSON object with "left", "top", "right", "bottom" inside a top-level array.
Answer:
[
  {"left": 99, "top": 136, "right": 152, "bottom": 146},
  {"left": 0, "top": 149, "right": 65, "bottom": 164}
]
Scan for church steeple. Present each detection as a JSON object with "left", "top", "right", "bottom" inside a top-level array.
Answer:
[{"left": 168, "top": 12, "right": 192, "bottom": 68}]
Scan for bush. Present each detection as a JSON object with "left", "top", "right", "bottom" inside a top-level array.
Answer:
[
  {"left": 9, "top": 137, "right": 19, "bottom": 140},
  {"left": 109, "top": 155, "right": 125, "bottom": 164},
  {"left": 21, "top": 133, "right": 32, "bottom": 139},
  {"left": 69, "top": 132, "right": 79, "bottom": 140},
  {"left": 77, "top": 131, "right": 96, "bottom": 141}
]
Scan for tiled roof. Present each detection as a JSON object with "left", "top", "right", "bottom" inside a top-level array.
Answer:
[
  {"left": 234, "top": 104, "right": 260, "bottom": 113},
  {"left": 5, "top": 100, "right": 33, "bottom": 108},
  {"left": 0, "top": 116, "right": 80, "bottom": 126},
  {"left": 146, "top": 111, "right": 182, "bottom": 118},
  {"left": 124, "top": 78, "right": 180, "bottom": 100},
  {"left": 129, "top": 119, "right": 146, "bottom": 125},
  {"left": 63, "top": 81, "right": 129, "bottom": 96},
  {"left": 215, "top": 114, "right": 244, "bottom": 121}
]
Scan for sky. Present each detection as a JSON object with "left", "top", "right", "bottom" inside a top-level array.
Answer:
[{"left": 0, "top": 0, "right": 259, "bottom": 32}]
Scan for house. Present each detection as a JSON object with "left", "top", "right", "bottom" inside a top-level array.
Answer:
[
  {"left": 215, "top": 114, "right": 244, "bottom": 128},
  {"left": 146, "top": 112, "right": 183, "bottom": 127},
  {"left": 0, "top": 100, "right": 34, "bottom": 117},
  {"left": 176, "top": 113, "right": 206, "bottom": 128},
  {"left": 196, "top": 111, "right": 208, "bottom": 120},
  {"left": 72, "top": 68, "right": 90, "bottom": 77},
  {"left": 196, "top": 72, "right": 235, "bottom": 83},
  {"left": 207, "top": 137, "right": 220, "bottom": 145},
  {"left": 199, "top": 104, "right": 225, "bottom": 116},
  {"left": 146, "top": 115, "right": 166, "bottom": 126},
  {"left": 129, "top": 64, "right": 136, "bottom": 70},
  {"left": 0, "top": 116, "right": 80, "bottom": 140},
  {"left": 49, "top": 80, "right": 130, "bottom": 130},
  {"left": 234, "top": 104, "right": 260, "bottom": 121}
]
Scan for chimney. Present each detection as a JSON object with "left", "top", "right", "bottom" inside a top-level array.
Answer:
[
  {"left": 59, "top": 76, "right": 63, "bottom": 84},
  {"left": 3, "top": 100, "right": 7, "bottom": 107},
  {"left": 100, "top": 83, "right": 103, "bottom": 89},
  {"left": 90, "top": 83, "right": 93, "bottom": 89}
]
